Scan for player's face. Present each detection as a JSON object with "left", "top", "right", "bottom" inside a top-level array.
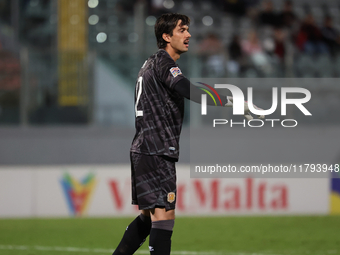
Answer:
[{"left": 167, "top": 20, "right": 191, "bottom": 54}]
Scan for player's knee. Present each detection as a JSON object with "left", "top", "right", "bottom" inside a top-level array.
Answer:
[
  {"left": 166, "top": 209, "right": 175, "bottom": 220},
  {"left": 163, "top": 208, "right": 175, "bottom": 220}
]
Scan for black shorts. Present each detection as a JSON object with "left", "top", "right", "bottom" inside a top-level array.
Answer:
[{"left": 130, "top": 152, "right": 177, "bottom": 211}]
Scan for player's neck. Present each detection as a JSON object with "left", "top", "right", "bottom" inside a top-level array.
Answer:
[{"left": 164, "top": 47, "right": 180, "bottom": 62}]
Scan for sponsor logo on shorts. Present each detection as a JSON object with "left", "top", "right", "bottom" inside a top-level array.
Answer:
[
  {"left": 167, "top": 192, "right": 176, "bottom": 203},
  {"left": 170, "top": 67, "right": 182, "bottom": 77},
  {"left": 169, "top": 146, "right": 176, "bottom": 151}
]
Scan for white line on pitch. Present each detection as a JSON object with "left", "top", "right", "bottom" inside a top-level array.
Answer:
[
  {"left": 0, "top": 245, "right": 278, "bottom": 255},
  {"left": 0, "top": 245, "right": 275, "bottom": 255},
  {"left": 0, "top": 244, "right": 337, "bottom": 255}
]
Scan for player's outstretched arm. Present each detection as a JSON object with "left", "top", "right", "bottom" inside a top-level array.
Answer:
[{"left": 173, "top": 78, "right": 265, "bottom": 120}]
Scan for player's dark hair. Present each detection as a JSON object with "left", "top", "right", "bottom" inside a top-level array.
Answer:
[{"left": 155, "top": 13, "right": 190, "bottom": 49}]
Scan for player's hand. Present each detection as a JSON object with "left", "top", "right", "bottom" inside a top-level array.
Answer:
[{"left": 225, "top": 96, "right": 265, "bottom": 120}]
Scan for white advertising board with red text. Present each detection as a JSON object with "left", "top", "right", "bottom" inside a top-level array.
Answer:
[{"left": 0, "top": 165, "right": 329, "bottom": 217}]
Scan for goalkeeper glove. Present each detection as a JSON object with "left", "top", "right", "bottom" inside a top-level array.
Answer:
[{"left": 225, "top": 96, "right": 265, "bottom": 121}]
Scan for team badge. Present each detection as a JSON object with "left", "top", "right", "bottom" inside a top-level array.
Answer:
[
  {"left": 170, "top": 67, "right": 182, "bottom": 77},
  {"left": 167, "top": 192, "right": 176, "bottom": 203}
]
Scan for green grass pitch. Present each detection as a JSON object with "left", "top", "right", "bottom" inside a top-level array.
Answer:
[{"left": 0, "top": 216, "right": 339, "bottom": 255}]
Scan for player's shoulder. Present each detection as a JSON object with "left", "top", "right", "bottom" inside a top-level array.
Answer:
[
  {"left": 154, "top": 49, "right": 179, "bottom": 77},
  {"left": 143, "top": 49, "right": 176, "bottom": 69},
  {"left": 138, "top": 52, "right": 157, "bottom": 74},
  {"left": 155, "top": 49, "right": 176, "bottom": 65},
  {"left": 139, "top": 49, "right": 178, "bottom": 78}
]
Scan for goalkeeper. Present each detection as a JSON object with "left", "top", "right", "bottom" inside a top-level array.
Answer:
[{"left": 112, "top": 13, "right": 263, "bottom": 255}]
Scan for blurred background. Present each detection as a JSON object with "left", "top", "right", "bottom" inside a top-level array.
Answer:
[
  {"left": 0, "top": 0, "right": 340, "bottom": 218},
  {"left": 0, "top": 0, "right": 340, "bottom": 127}
]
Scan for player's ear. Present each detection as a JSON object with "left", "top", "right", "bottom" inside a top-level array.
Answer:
[{"left": 162, "top": 33, "right": 171, "bottom": 43}]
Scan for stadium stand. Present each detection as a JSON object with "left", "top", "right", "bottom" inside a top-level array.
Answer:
[{"left": 1, "top": 0, "right": 340, "bottom": 125}]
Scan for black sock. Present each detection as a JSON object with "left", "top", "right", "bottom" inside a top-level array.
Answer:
[
  {"left": 112, "top": 214, "right": 151, "bottom": 255},
  {"left": 149, "top": 228, "right": 173, "bottom": 255}
]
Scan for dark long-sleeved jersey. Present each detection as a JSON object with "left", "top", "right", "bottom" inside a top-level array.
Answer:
[
  {"left": 130, "top": 49, "right": 226, "bottom": 160},
  {"left": 130, "top": 49, "right": 186, "bottom": 159}
]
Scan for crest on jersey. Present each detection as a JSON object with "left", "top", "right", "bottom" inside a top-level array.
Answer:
[
  {"left": 170, "top": 67, "right": 182, "bottom": 77},
  {"left": 167, "top": 192, "right": 176, "bottom": 203}
]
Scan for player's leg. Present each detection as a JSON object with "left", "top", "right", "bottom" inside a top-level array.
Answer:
[
  {"left": 148, "top": 208, "right": 175, "bottom": 255},
  {"left": 147, "top": 155, "right": 177, "bottom": 255},
  {"left": 115, "top": 152, "right": 176, "bottom": 255},
  {"left": 112, "top": 209, "right": 152, "bottom": 255},
  {"left": 112, "top": 153, "right": 153, "bottom": 255}
]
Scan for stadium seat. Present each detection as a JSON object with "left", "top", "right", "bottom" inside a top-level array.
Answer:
[
  {"left": 314, "top": 54, "right": 333, "bottom": 77},
  {"left": 295, "top": 55, "right": 315, "bottom": 77}
]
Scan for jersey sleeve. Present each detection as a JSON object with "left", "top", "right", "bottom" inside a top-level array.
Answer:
[
  {"left": 173, "top": 78, "right": 227, "bottom": 105},
  {"left": 157, "top": 51, "right": 186, "bottom": 90}
]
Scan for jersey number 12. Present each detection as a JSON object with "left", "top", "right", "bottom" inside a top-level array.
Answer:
[{"left": 135, "top": 76, "right": 143, "bottom": 117}]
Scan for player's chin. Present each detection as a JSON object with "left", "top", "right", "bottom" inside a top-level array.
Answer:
[
  {"left": 177, "top": 46, "right": 189, "bottom": 55},
  {"left": 181, "top": 47, "right": 189, "bottom": 53}
]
